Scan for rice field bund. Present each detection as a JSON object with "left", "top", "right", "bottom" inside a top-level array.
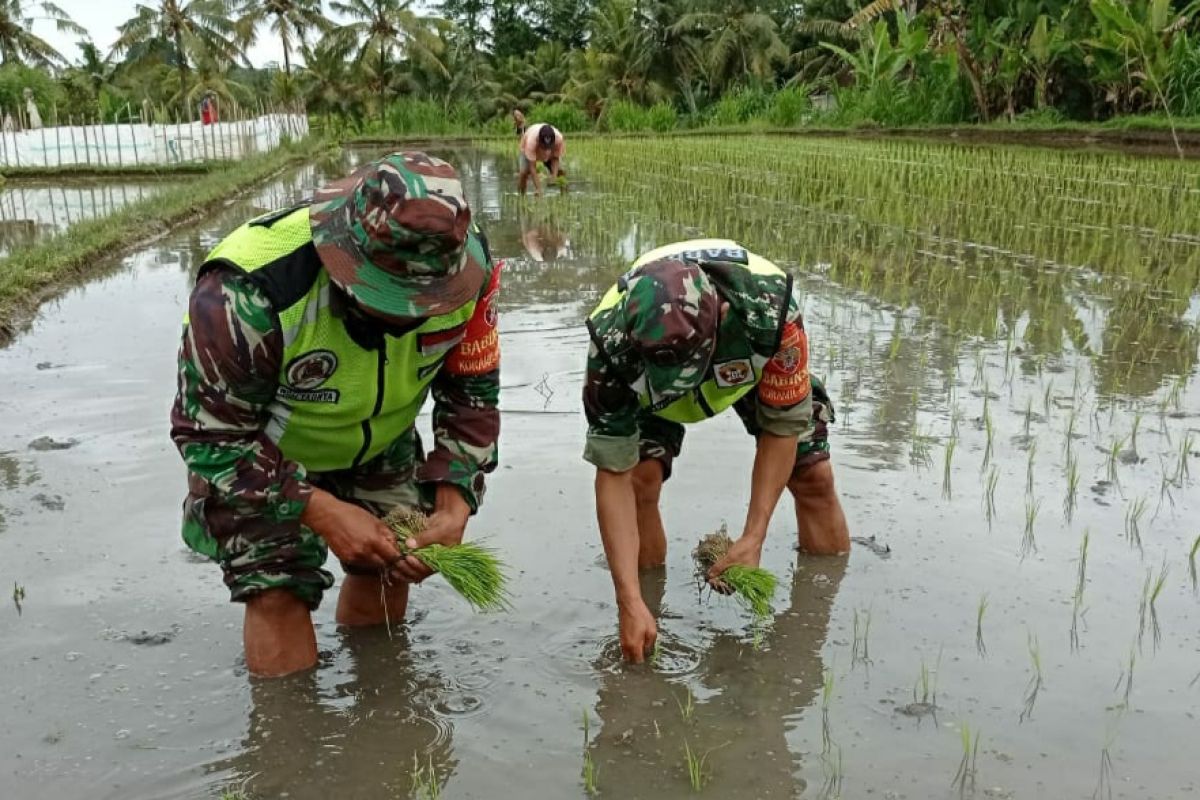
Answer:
[{"left": 0, "top": 137, "right": 1197, "bottom": 800}]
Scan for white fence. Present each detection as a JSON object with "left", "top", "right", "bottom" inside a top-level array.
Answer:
[{"left": 0, "top": 113, "right": 309, "bottom": 169}]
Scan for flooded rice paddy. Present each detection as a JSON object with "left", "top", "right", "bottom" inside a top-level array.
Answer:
[
  {"left": 0, "top": 138, "right": 1197, "bottom": 800},
  {"left": 0, "top": 179, "right": 170, "bottom": 256}
]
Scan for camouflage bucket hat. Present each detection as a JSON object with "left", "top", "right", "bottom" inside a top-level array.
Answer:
[
  {"left": 310, "top": 151, "right": 483, "bottom": 320},
  {"left": 623, "top": 257, "right": 721, "bottom": 402}
]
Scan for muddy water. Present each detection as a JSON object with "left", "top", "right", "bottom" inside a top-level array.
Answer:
[
  {"left": 0, "top": 180, "right": 173, "bottom": 255},
  {"left": 0, "top": 142, "right": 1197, "bottom": 800}
]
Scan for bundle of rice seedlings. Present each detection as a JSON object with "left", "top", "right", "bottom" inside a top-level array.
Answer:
[
  {"left": 383, "top": 508, "right": 511, "bottom": 613},
  {"left": 693, "top": 525, "right": 778, "bottom": 619}
]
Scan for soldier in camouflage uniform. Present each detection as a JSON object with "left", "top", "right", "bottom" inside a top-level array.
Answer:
[
  {"left": 171, "top": 152, "right": 502, "bottom": 677},
  {"left": 584, "top": 239, "right": 850, "bottom": 663}
]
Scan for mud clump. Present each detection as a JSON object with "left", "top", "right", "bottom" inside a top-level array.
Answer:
[{"left": 28, "top": 436, "right": 78, "bottom": 452}]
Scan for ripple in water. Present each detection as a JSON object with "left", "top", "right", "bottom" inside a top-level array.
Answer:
[{"left": 538, "top": 624, "right": 703, "bottom": 678}]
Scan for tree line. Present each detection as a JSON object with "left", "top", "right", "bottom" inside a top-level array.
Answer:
[{"left": 1, "top": 0, "right": 1198, "bottom": 130}]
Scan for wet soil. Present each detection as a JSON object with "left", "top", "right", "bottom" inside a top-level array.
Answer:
[{"left": 0, "top": 143, "right": 1197, "bottom": 800}]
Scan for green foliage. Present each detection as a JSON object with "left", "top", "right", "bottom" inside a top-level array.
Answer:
[
  {"left": 599, "top": 99, "right": 677, "bottom": 132},
  {"left": 526, "top": 100, "right": 590, "bottom": 132},
  {"left": 383, "top": 98, "right": 476, "bottom": 134},
  {"left": 0, "top": 64, "right": 65, "bottom": 118}
]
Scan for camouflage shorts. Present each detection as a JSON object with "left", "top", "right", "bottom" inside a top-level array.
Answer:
[
  {"left": 638, "top": 375, "right": 835, "bottom": 483},
  {"left": 182, "top": 429, "right": 428, "bottom": 610}
]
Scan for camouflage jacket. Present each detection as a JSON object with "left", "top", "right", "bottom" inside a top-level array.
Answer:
[
  {"left": 583, "top": 254, "right": 813, "bottom": 472},
  {"left": 170, "top": 259, "right": 501, "bottom": 521}
]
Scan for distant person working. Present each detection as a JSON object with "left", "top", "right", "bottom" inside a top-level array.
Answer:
[{"left": 519, "top": 122, "right": 565, "bottom": 197}]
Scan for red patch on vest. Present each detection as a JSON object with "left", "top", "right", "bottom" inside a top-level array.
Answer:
[
  {"left": 758, "top": 322, "right": 810, "bottom": 408},
  {"left": 445, "top": 262, "right": 502, "bottom": 375}
]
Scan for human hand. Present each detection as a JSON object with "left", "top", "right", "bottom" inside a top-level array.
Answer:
[
  {"left": 302, "top": 488, "right": 401, "bottom": 571},
  {"left": 707, "top": 534, "right": 764, "bottom": 594},
  {"left": 391, "top": 485, "right": 471, "bottom": 584},
  {"left": 617, "top": 596, "right": 658, "bottom": 664}
]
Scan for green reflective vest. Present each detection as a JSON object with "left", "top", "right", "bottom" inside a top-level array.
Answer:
[
  {"left": 589, "top": 239, "right": 791, "bottom": 425},
  {"left": 196, "top": 205, "right": 483, "bottom": 473}
]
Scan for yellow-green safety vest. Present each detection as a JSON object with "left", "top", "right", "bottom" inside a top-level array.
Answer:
[
  {"left": 589, "top": 239, "right": 790, "bottom": 425},
  {"left": 193, "top": 205, "right": 483, "bottom": 473}
]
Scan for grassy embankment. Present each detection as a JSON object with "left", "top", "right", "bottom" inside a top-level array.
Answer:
[{"left": 0, "top": 137, "right": 331, "bottom": 341}]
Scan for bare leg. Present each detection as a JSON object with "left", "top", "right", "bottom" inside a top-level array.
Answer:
[
  {"left": 335, "top": 573, "right": 410, "bottom": 626},
  {"left": 631, "top": 459, "right": 667, "bottom": 569},
  {"left": 787, "top": 460, "right": 850, "bottom": 555},
  {"left": 244, "top": 588, "right": 318, "bottom": 678},
  {"left": 518, "top": 166, "right": 531, "bottom": 196}
]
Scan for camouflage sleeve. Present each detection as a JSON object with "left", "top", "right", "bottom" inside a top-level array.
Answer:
[
  {"left": 170, "top": 268, "right": 313, "bottom": 521},
  {"left": 755, "top": 312, "right": 815, "bottom": 439},
  {"left": 582, "top": 309, "right": 641, "bottom": 472},
  {"left": 418, "top": 263, "right": 501, "bottom": 512}
]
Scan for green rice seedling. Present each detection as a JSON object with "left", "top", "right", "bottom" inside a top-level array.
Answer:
[
  {"left": 851, "top": 608, "right": 872, "bottom": 666},
  {"left": 683, "top": 740, "right": 709, "bottom": 792},
  {"left": 1043, "top": 380, "right": 1054, "bottom": 420},
  {"left": 12, "top": 582, "right": 25, "bottom": 615},
  {"left": 411, "top": 753, "right": 442, "bottom": 800},
  {"left": 1020, "top": 632, "right": 1044, "bottom": 723},
  {"left": 581, "top": 750, "right": 599, "bottom": 796},
  {"left": 1130, "top": 411, "right": 1143, "bottom": 454},
  {"left": 942, "top": 437, "right": 957, "bottom": 500},
  {"left": 983, "top": 467, "right": 999, "bottom": 529},
  {"left": 910, "top": 426, "right": 934, "bottom": 469},
  {"left": 1094, "top": 715, "right": 1119, "bottom": 800},
  {"left": 972, "top": 350, "right": 985, "bottom": 388},
  {"left": 1113, "top": 646, "right": 1136, "bottom": 710},
  {"left": 821, "top": 666, "right": 836, "bottom": 754},
  {"left": 1189, "top": 535, "right": 1199, "bottom": 594},
  {"left": 650, "top": 639, "right": 662, "bottom": 668},
  {"left": 1026, "top": 441, "right": 1038, "bottom": 497},
  {"left": 1106, "top": 435, "right": 1127, "bottom": 484},
  {"left": 383, "top": 509, "right": 511, "bottom": 612},
  {"left": 821, "top": 745, "right": 844, "bottom": 799},
  {"left": 675, "top": 686, "right": 695, "bottom": 723},
  {"left": 1064, "top": 449, "right": 1080, "bottom": 522},
  {"left": 951, "top": 722, "right": 981, "bottom": 797},
  {"left": 975, "top": 593, "right": 988, "bottom": 657},
  {"left": 219, "top": 789, "right": 249, "bottom": 800},
  {"left": 693, "top": 528, "right": 777, "bottom": 620},
  {"left": 1023, "top": 396, "right": 1034, "bottom": 438},
  {"left": 913, "top": 649, "right": 942, "bottom": 708},
  {"left": 981, "top": 409, "right": 994, "bottom": 473},
  {"left": 1124, "top": 497, "right": 1147, "bottom": 554},
  {"left": 1021, "top": 497, "right": 1042, "bottom": 560},
  {"left": 1175, "top": 431, "right": 1194, "bottom": 484},
  {"left": 1135, "top": 570, "right": 1153, "bottom": 653},
  {"left": 1071, "top": 529, "right": 1090, "bottom": 652},
  {"left": 1148, "top": 562, "right": 1168, "bottom": 651},
  {"left": 1063, "top": 407, "right": 1079, "bottom": 456}
]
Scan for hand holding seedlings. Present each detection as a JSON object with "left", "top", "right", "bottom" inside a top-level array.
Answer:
[
  {"left": 386, "top": 485, "right": 473, "bottom": 584},
  {"left": 301, "top": 487, "right": 403, "bottom": 571},
  {"left": 695, "top": 527, "right": 778, "bottom": 619}
]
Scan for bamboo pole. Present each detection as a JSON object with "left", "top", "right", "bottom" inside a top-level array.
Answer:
[
  {"left": 54, "top": 112, "right": 62, "bottom": 168},
  {"left": 98, "top": 116, "right": 109, "bottom": 167},
  {"left": 12, "top": 118, "right": 20, "bottom": 168},
  {"left": 69, "top": 115, "right": 79, "bottom": 164},
  {"left": 127, "top": 104, "right": 139, "bottom": 165},
  {"left": 114, "top": 112, "right": 123, "bottom": 166},
  {"left": 0, "top": 117, "right": 9, "bottom": 168},
  {"left": 39, "top": 122, "right": 47, "bottom": 167},
  {"left": 81, "top": 119, "right": 90, "bottom": 166}
]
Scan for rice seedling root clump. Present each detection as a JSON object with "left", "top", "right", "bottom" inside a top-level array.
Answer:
[
  {"left": 693, "top": 526, "right": 778, "bottom": 619},
  {"left": 383, "top": 507, "right": 511, "bottom": 612}
]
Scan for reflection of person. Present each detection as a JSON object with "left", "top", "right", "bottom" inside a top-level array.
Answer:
[
  {"left": 518, "top": 122, "right": 565, "bottom": 197},
  {"left": 170, "top": 152, "right": 502, "bottom": 677},
  {"left": 588, "top": 556, "right": 848, "bottom": 797},
  {"left": 520, "top": 220, "right": 570, "bottom": 263},
  {"left": 584, "top": 239, "right": 850, "bottom": 662},
  {"left": 216, "top": 628, "right": 459, "bottom": 798}
]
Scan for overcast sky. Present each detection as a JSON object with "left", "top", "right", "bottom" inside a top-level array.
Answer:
[{"left": 37, "top": 1, "right": 350, "bottom": 69}]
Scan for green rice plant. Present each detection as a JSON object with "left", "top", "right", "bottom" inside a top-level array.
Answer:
[
  {"left": 821, "top": 666, "right": 836, "bottom": 754},
  {"left": 384, "top": 509, "right": 511, "bottom": 612},
  {"left": 981, "top": 408, "right": 994, "bottom": 473},
  {"left": 913, "top": 649, "right": 942, "bottom": 707},
  {"left": 1020, "top": 632, "right": 1044, "bottom": 723},
  {"left": 1026, "top": 441, "right": 1038, "bottom": 497},
  {"left": 975, "top": 593, "right": 988, "bottom": 657},
  {"left": 1130, "top": 411, "right": 1143, "bottom": 454},
  {"left": 1189, "top": 535, "right": 1199, "bottom": 594},
  {"left": 1148, "top": 562, "right": 1168, "bottom": 651},
  {"left": 1107, "top": 435, "right": 1127, "bottom": 484},
  {"left": 910, "top": 426, "right": 934, "bottom": 469},
  {"left": 410, "top": 753, "right": 442, "bottom": 800},
  {"left": 675, "top": 686, "right": 695, "bottom": 723},
  {"left": 683, "top": 740, "right": 709, "bottom": 792},
  {"left": 1043, "top": 380, "right": 1054, "bottom": 419},
  {"left": 1023, "top": 396, "right": 1034, "bottom": 438},
  {"left": 650, "top": 639, "right": 662, "bottom": 668},
  {"left": 821, "top": 745, "right": 844, "bottom": 799},
  {"left": 1063, "top": 407, "right": 1079, "bottom": 456},
  {"left": 942, "top": 437, "right": 957, "bottom": 500},
  {"left": 1064, "top": 449, "right": 1080, "bottom": 522},
  {"left": 1174, "top": 431, "right": 1194, "bottom": 484},
  {"left": 1124, "top": 497, "right": 1147, "bottom": 554},
  {"left": 851, "top": 608, "right": 872, "bottom": 666},
  {"left": 1021, "top": 497, "right": 1042, "bottom": 560},
  {"left": 1094, "top": 715, "right": 1119, "bottom": 800},
  {"left": 983, "top": 467, "right": 999, "bottom": 529},
  {"left": 11, "top": 581, "right": 24, "bottom": 615},
  {"left": 693, "top": 529, "right": 777, "bottom": 620},
  {"left": 581, "top": 750, "right": 599, "bottom": 796},
  {"left": 1135, "top": 570, "right": 1153, "bottom": 653},
  {"left": 1071, "top": 529, "right": 1090, "bottom": 652},
  {"left": 1113, "top": 646, "right": 1136, "bottom": 711},
  {"left": 950, "top": 722, "right": 981, "bottom": 797}
]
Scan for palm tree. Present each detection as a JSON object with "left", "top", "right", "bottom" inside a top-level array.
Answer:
[
  {"left": 0, "top": 0, "right": 84, "bottom": 67},
  {"left": 670, "top": 0, "right": 788, "bottom": 92},
  {"left": 329, "top": 0, "right": 446, "bottom": 118},
  {"left": 237, "top": 0, "right": 332, "bottom": 87},
  {"left": 112, "top": 1, "right": 244, "bottom": 114}
]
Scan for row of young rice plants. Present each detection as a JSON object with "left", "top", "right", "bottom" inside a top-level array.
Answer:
[{"left": 496, "top": 135, "right": 1200, "bottom": 794}]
